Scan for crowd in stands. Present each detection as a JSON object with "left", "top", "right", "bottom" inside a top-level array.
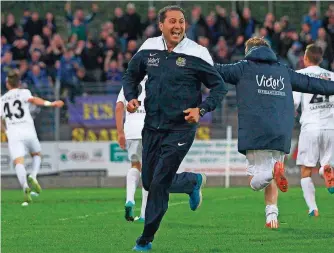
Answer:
[{"left": 2, "top": 2, "right": 334, "bottom": 101}]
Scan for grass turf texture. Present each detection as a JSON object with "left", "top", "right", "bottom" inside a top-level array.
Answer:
[{"left": 2, "top": 188, "right": 334, "bottom": 253}]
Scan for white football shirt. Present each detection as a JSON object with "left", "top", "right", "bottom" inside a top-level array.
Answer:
[
  {"left": 117, "top": 76, "right": 147, "bottom": 139},
  {"left": 1, "top": 88, "right": 38, "bottom": 140},
  {"left": 293, "top": 66, "right": 334, "bottom": 131}
]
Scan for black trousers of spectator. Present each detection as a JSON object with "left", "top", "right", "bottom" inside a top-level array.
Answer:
[{"left": 137, "top": 127, "right": 198, "bottom": 244}]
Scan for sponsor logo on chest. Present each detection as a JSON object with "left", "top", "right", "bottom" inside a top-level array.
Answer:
[{"left": 147, "top": 56, "right": 160, "bottom": 67}]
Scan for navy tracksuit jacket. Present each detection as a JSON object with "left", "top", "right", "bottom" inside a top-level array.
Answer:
[
  {"left": 122, "top": 36, "right": 227, "bottom": 244},
  {"left": 215, "top": 46, "right": 334, "bottom": 155}
]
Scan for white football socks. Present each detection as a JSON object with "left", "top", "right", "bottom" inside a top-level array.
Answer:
[
  {"left": 30, "top": 155, "right": 41, "bottom": 179},
  {"left": 140, "top": 187, "right": 148, "bottom": 219},
  {"left": 301, "top": 177, "right": 318, "bottom": 212},
  {"left": 126, "top": 168, "right": 140, "bottom": 204},
  {"left": 265, "top": 204, "right": 278, "bottom": 223},
  {"left": 15, "top": 164, "right": 29, "bottom": 191},
  {"left": 250, "top": 170, "right": 273, "bottom": 191},
  {"left": 319, "top": 166, "right": 324, "bottom": 177}
]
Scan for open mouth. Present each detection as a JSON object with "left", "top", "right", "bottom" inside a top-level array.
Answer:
[{"left": 171, "top": 31, "right": 181, "bottom": 37}]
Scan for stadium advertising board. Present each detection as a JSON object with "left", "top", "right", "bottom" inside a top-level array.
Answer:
[
  {"left": 1, "top": 141, "right": 247, "bottom": 176},
  {"left": 1, "top": 142, "right": 57, "bottom": 175},
  {"left": 67, "top": 95, "right": 213, "bottom": 141},
  {"left": 68, "top": 95, "right": 117, "bottom": 127},
  {"left": 1, "top": 141, "right": 302, "bottom": 177}
]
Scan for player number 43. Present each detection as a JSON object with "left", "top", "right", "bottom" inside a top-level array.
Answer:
[{"left": 3, "top": 100, "right": 25, "bottom": 120}]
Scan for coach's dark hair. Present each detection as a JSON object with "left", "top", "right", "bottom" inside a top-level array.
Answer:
[
  {"left": 6, "top": 69, "right": 20, "bottom": 88},
  {"left": 158, "top": 5, "right": 185, "bottom": 23},
  {"left": 305, "top": 44, "right": 323, "bottom": 65}
]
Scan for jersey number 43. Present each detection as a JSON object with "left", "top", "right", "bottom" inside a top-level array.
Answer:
[{"left": 4, "top": 100, "right": 25, "bottom": 120}]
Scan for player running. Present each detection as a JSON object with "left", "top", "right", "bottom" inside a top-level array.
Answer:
[
  {"left": 215, "top": 37, "right": 334, "bottom": 229},
  {"left": 0, "top": 70, "right": 64, "bottom": 206},
  {"left": 293, "top": 44, "right": 334, "bottom": 217},
  {"left": 116, "top": 76, "right": 148, "bottom": 222}
]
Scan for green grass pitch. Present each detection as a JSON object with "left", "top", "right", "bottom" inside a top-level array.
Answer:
[{"left": 1, "top": 187, "right": 333, "bottom": 253}]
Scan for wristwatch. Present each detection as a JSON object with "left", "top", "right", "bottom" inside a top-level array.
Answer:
[{"left": 199, "top": 108, "right": 206, "bottom": 117}]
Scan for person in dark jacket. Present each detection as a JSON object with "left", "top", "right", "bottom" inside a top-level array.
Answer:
[
  {"left": 123, "top": 5, "right": 227, "bottom": 251},
  {"left": 215, "top": 37, "right": 334, "bottom": 229}
]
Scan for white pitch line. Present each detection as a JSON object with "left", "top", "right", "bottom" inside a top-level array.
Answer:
[{"left": 57, "top": 196, "right": 246, "bottom": 222}]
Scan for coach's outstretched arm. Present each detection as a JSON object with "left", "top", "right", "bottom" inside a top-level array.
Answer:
[
  {"left": 288, "top": 68, "right": 334, "bottom": 95},
  {"left": 196, "top": 49, "right": 229, "bottom": 114},
  {"left": 122, "top": 45, "right": 147, "bottom": 113}
]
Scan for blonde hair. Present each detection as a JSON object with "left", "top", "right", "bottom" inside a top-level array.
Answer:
[
  {"left": 245, "top": 37, "right": 270, "bottom": 53},
  {"left": 6, "top": 69, "right": 20, "bottom": 88}
]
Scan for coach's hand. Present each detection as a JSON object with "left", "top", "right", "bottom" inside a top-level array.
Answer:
[
  {"left": 183, "top": 108, "right": 200, "bottom": 123},
  {"left": 127, "top": 99, "right": 140, "bottom": 113},
  {"left": 118, "top": 131, "right": 126, "bottom": 150}
]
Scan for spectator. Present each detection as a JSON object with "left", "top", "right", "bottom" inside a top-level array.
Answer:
[
  {"left": 44, "top": 12, "right": 56, "bottom": 34},
  {"left": 11, "top": 26, "right": 29, "bottom": 60},
  {"left": 303, "top": 4, "right": 322, "bottom": 41},
  {"left": 271, "top": 21, "right": 282, "bottom": 54},
  {"left": 44, "top": 34, "right": 65, "bottom": 80},
  {"left": 29, "top": 35, "right": 46, "bottom": 56},
  {"left": 226, "top": 13, "right": 242, "bottom": 46},
  {"left": 190, "top": 6, "right": 210, "bottom": 41},
  {"left": 299, "top": 23, "right": 313, "bottom": 49},
  {"left": 214, "top": 6, "right": 230, "bottom": 39},
  {"left": 259, "top": 27, "right": 271, "bottom": 46},
  {"left": 29, "top": 50, "right": 46, "bottom": 70},
  {"left": 19, "top": 60, "right": 29, "bottom": 82},
  {"left": 322, "top": 7, "right": 334, "bottom": 53},
  {"left": 315, "top": 27, "right": 333, "bottom": 69},
  {"left": 124, "top": 3, "right": 142, "bottom": 41},
  {"left": 42, "top": 26, "right": 53, "bottom": 48},
  {"left": 1, "top": 35, "right": 12, "bottom": 57},
  {"left": 78, "top": 39, "right": 103, "bottom": 81},
  {"left": 20, "top": 9, "right": 31, "bottom": 28},
  {"left": 102, "top": 36, "right": 119, "bottom": 61},
  {"left": 24, "top": 11, "right": 43, "bottom": 41},
  {"left": 236, "top": 2, "right": 262, "bottom": 39},
  {"left": 27, "top": 64, "right": 52, "bottom": 91},
  {"left": 287, "top": 41, "right": 304, "bottom": 69},
  {"left": 126, "top": 40, "right": 138, "bottom": 55},
  {"left": 142, "top": 7, "right": 159, "bottom": 37},
  {"left": 2, "top": 13, "right": 17, "bottom": 44},
  {"left": 70, "top": 18, "right": 87, "bottom": 41},
  {"left": 104, "top": 57, "right": 122, "bottom": 83},
  {"left": 65, "top": 2, "right": 98, "bottom": 41},
  {"left": 112, "top": 7, "right": 127, "bottom": 38},
  {"left": 57, "top": 47, "right": 83, "bottom": 102},
  {"left": 206, "top": 14, "right": 220, "bottom": 45},
  {"left": 264, "top": 12, "right": 275, "bottom": 37},
  {"left": 1, "top": 51, "right": 16, "bottom": 92},
  {"left": 231, "top": 35, "right": 245, "bottom": 58}
]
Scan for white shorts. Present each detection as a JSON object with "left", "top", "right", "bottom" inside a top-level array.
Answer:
[
  {"left": 246, "top": 150, "right": 285, "bottom": 176},
  {"left": 126, "top": 139, "right": 142, "bottom": 163},
  {"left": 8, "top": 137, "right": 41, "bottom": 160},
  {"left": 297, "top": 130, "right": 334, "bottom": 167}
]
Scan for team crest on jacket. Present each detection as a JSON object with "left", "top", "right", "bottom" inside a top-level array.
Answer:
[{"left": 176, "top": 57, "right": 186, "bottom": 67}]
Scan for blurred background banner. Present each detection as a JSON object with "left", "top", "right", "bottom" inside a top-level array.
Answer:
[{"left": 68, "top": 95, "right": 117, "bottom": 127}]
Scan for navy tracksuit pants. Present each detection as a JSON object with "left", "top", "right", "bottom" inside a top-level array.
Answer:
[{"left": 138, "top": 127, "right": 198, "bottom": 244}]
